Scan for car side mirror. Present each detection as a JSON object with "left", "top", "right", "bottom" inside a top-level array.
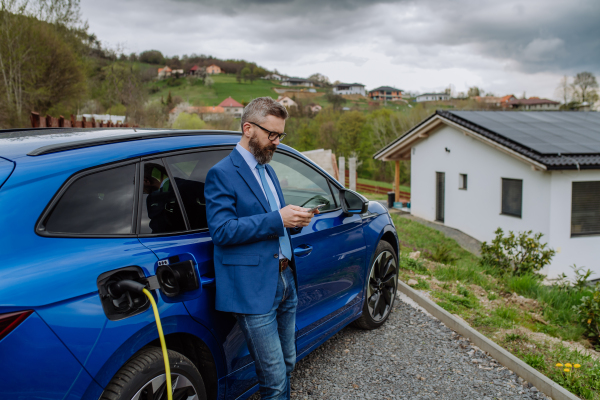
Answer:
[{"left": 340, "top": 189, "right": 369, "bottom": 214}]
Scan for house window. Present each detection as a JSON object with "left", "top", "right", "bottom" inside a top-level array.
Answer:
[
  {"left": 571, "top": 181, "right": 600, "bottom": 236},
  {"left": 459, "top": 174, "right": 467, "bottom": 190},
  {"left": 501, "top": 178, "right": 522, "bottom": 218}
]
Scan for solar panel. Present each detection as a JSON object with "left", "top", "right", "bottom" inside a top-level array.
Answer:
[{"left": 450, "top": 111, "right": 600, "bottom": 154}]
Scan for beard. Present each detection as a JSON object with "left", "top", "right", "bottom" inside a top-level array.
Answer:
[{"left": 249, "top": 133, "right": 277, "bottom": 164}]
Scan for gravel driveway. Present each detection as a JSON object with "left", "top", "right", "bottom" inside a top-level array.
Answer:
[{"left": 249, "top": 295, "right": 550, "bottom": 400}]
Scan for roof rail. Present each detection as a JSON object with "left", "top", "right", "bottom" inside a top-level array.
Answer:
[{"left": 27, "top": 130, "right": 242, "bottom": 156}]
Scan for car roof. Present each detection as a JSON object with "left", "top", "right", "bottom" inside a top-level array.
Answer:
[{"left": 0, "top": 128, "right": 242, "bottom": 160}]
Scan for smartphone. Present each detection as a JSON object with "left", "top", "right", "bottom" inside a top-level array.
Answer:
[{"left": 308, "top": 204, "right": 326, "bottom": 213}]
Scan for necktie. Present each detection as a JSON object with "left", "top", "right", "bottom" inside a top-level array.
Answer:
[{"left": 256, "top": 164, "right": 292, "bottom": 260}]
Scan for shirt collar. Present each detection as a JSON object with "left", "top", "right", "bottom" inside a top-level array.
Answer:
[{"left": 236, "top": 142, "right": 259, "bottom": 170}]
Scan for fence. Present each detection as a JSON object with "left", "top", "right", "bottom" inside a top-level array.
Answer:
[
  {"left": 30, "top": 112, "right": 137, "bottom": 128},
  {"left": 344, "top": 171, "right": 411, "bottom": 199}
]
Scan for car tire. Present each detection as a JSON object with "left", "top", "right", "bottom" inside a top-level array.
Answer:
[
  {"left": 100, "top": 347, "right": 207, "bottom": 400},
  {"left": 352, "top": 240, "right": 398, "bottom": 330}
]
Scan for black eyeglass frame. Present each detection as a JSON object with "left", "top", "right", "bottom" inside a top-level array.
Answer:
[{"left": 248, "top": 122, "right": 287, "bottom": 142}]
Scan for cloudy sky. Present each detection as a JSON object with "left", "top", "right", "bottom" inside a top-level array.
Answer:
[{"left": 81, "top": 0, "right": 599, "bottom": 99}]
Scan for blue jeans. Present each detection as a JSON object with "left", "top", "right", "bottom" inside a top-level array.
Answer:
[{"left": 235, "top": 267, "right": 298, "bottom": 400}]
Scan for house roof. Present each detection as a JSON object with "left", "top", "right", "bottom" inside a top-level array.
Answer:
[
  {"left": 282, "top": 77, "right": 310, "bottom": 82},
  {"left": 335, "top": 83, "right": 365, "bottom": 88},
  {"left": 508, "top": 98, "right": 560, "bottom": 106},
  {"left": 189, "top": 65, "right": 199, "bottom": 71},
  {"left": 369, "top": 86, "right": 403, "bottom": 92},
  {"left": 218, "top": 97, "right": 243, "bottom": 108},
  {"left": 207, "top": 64, "right": 220, "bottom": 68},
  {"left": 416, "top": 93, "right": 448, "bottom": 97},
  {"left": 158, "top": 66, "right": 172, "bottom": 73},
  {"left": 374, "top": 110, "right": 600, "bottom": 170}
]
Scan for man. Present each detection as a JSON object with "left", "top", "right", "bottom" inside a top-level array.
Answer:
[{"left": 205, "top": 97, "right": 316, "bottom": 400}]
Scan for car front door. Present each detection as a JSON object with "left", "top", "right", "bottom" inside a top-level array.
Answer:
[{"left": 269, "top": 152, "right": 367, "bottom": 356}]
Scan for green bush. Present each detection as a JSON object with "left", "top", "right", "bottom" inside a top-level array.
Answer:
[
  {"left": 428, "top": 243, "right": 458, "bottom": 265},
  {"left": 573, "top": 287, "right": 600, "bottom": 345},
  {"left": 172, "top": 113, "right": 206, "bottom": 130},
  {"left": 480, "top": 228, "right": 555, "bottom": 276}
]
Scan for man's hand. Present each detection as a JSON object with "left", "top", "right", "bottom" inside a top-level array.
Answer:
[{"left": 280, "top": 205, "right": 314, "bottom": 228}]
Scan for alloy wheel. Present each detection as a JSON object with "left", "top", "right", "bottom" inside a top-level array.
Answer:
[
  {"left": 367, "top": 250, "right": 397, "bottom": 322},
  {"left": 131, "top": 373, "right": 199, "bottom": 400}
]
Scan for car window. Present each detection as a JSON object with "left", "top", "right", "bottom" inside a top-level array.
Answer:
[
  {"left": 270, "top": 152, "right": 336, "bottom": 211},
  {"left": 45, "top": 164, "right": 136, "bottom": 235},
  {"left": 139, "top": 159, "right": 186, "bottom": 234},
  {"left": 165, "top": 150, "right": 231, "bottom": 230}
]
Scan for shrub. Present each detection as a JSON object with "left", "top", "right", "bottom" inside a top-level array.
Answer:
[
  {"left": 428, "top": 243, "right": 458, "bottom": 265},
  {"left": 480, "top": 228, "right": 555, "bottom": 276},
  {"left": 172, "top": 113, "right": 206, "bottom": 130},
  {"left": 573, "top": 287, "right": 600, "bottom": 345}
]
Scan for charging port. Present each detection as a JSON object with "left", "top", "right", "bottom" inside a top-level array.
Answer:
[
  {"left": 97, "top": 267, "right": 150, "bottom": 321},
  {"left": 156, "top": 260, "right": 199, "bottom": 298}
]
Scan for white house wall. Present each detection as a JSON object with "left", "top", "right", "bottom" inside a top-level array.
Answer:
[
  {"left": 548, "top": 170, "right": 600, "bottom": 278},
  {"left": 411, "top": 125, "right": 554, "bottom": 272}
]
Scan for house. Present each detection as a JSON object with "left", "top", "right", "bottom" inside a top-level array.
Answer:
[
  {"left": 332, "top": 83, "right": 366, "bottom": 96},
  {"left": 368, "top": 86, "right": 403, "bottom": 101},
  {"left": 206, "top": 64, "right": 222, "bottom": 75},
  {"left": 276, "top": 96, "right": 298, "bottom": 108},
  {"left": 189, "top": 65, "right": 204, "bottom": 76},
  {"left": 475, "top": 95, "right": 516, "bottom": 108},
  {"left": 264, "top": 73, "right": 284, "bottom": 81},
  {"left": 306, "top": 104, "right": 322, "bottom": 113},
  {"left": 157, "top": 66, "right": 172, "bottom": 79},
  {"left": 415, "top": 93, "right": 450, "bottom": 102},
  {"left": 218, "top": 97, "right": 244, "bottom": 118},
  {"left": 508, "top": 97, "right": 560, "bottom": 111},
  {"left": 374, "top": 110, "right": 600, "bottom": 279},
  {"left": 197, "top": 106, "right": 225, "bottom": 121},
  {"left": 281, "top": 78, "right": 314, "bottom": 87}
]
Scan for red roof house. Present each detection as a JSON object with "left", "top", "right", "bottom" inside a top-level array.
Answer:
[{"left": 218, "top": 97, "right": 244, "bottom": 118}]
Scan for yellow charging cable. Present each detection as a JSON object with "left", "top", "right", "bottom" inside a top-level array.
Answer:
[{"left": 142, "top": 288, "right": 172, "bottom": 400}]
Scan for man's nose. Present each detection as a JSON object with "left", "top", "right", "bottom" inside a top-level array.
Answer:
[{"left": 272, "top": 137, "right": 280, "bottom": 146}]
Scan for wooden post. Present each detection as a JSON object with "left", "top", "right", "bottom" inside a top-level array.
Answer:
[
  {"left": 395, "top": 160, "right": 400, "bottom": 201},
  {"left": 31, "top": 112, "right": 42, "bottom": 128}
]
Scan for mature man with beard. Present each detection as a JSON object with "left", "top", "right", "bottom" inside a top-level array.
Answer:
[{"left": 205, "top": 97, "right": 316, "bottom": 400}]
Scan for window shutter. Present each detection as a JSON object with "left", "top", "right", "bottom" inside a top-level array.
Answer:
[
  {"left": 501, "top": 178, "right": 522, "bottom": 218},
  {"left": 571, "top": 181, "right": 600, "bottom": 236}
]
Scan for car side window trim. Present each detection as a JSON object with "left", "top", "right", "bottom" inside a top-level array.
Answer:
[{"left": 35, "top": 158, "right": 141, "bottom": 238}]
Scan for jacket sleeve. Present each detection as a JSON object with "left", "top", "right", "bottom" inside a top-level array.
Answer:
[{"left": 205, "top": 166, "right": 285, "bottom": 246}]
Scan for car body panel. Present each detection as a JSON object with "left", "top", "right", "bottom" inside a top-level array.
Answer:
[
  {"left": 0, "top": 311, "right": 99, "bottom": 400},
  {"left": 0, "top": 156, "right": 15, "bottom": 189}
]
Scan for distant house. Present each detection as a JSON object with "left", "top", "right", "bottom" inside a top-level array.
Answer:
[
  {"left": 206, "top": 64, "right": 222, "bottom": 75},
  {"left": 508, "top": 98, "right": 560, "bottom": 111},
  {"left": 415, "top": 93, "right": 450, "bottom": 102},
  {"left": 281, "top": 78, "right": 314, "bottom": 87},
  {"left": 198, "top": 106, "right": 225, "bottom": 121},
  {"left": 276, "top": 96, "right": 298, "bottom": 108},
  {"left": 307, "top": 104, "right": 322, "bottom": 113},
  {"left": 264, "top": 73, "right": 284, "bottom": 81},
  {"left": 157, "top": 66, "right": 172, "bottom": 79},
  {"left": 475, "top": 95, "right": 516, "bottom": 108},
  {"left": 189, "top": 65, "right": 204, "bottom": 76},
  {"left": 374, "top": 110, "right": 600, "bottom": 280},
  {"left": 219, "top": 97, "right": 244, "bottom": 118},
  {"left": 368, "top": 86, "right": 403, "bottom": 101},
  {"left": 332, "top": 83, "right": 365, "bottom": 96}
]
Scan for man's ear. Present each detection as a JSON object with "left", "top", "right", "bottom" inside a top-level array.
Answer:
[{"left": 242, "top": 122, "right": 252, "bottom": 138}]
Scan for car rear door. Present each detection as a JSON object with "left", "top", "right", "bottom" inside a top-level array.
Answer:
[{"left": 135, "top": 147, "right": 259, "bottom": 399}]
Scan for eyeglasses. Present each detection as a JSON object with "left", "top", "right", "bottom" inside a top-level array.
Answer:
[{"left": 248, "top": 122, "right": 287, "bottom": 142}]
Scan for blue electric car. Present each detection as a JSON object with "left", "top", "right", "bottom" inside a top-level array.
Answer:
[{"left": 0, "top": 128, "right": 399, "bottom": 400}]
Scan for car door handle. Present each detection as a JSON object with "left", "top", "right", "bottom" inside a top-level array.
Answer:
[{"left": 294, "top": 244, "right": 313, "bottom": 257}]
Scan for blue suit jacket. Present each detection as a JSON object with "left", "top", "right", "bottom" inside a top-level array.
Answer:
[{"left": 204, "top": 147, "right": 292, "bottom": 314}]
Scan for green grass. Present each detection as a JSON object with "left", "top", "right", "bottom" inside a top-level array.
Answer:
[{"left": 357, "top": 191, "right": 387, "bottom": 201}]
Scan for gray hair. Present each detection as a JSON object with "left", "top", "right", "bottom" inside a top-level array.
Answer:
[{"left": 241, "top": 97, "right": 288, "bottom": 131}]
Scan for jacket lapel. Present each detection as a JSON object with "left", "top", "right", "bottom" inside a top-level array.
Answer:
[{"left": 230, "top": 148, "right": 270, "bottom": 213}]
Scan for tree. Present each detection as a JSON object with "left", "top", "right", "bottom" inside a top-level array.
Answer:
[
  {"left": 555, "top": 75, "right": 572, "bottom": 104},
  {"left": 572, "top": 72, "right": 599, "bottom": 104},
  {"left": 240, "top": 66, "right": 251, "bottom": 83},
  {"left": 325, "top": 92, "right": 346, "bottom": 110},
  {"left": 166, "top": 90, "right": 172, "bottom": 106},
  {"left": 308, "top": 73, "right": 330, "bottom": 87},
  {"left": 204, "top": 77, "right": 214, "bottom": 88},
  {"left": 467, "top": 87, "right": 481, "bottom": 97},
  {"left": 172, "top": 112, "right": 205, "bottom": 130},
  {"left": 139, "top": 50, "right": 164, "bottom": 65},
  {"left": 0, "top": 0, "right": 85, "bottom": 126}
]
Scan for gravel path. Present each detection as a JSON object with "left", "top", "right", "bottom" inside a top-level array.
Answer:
[{"left": 249, "top": 296, "right": 550, "bottom": 400}]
